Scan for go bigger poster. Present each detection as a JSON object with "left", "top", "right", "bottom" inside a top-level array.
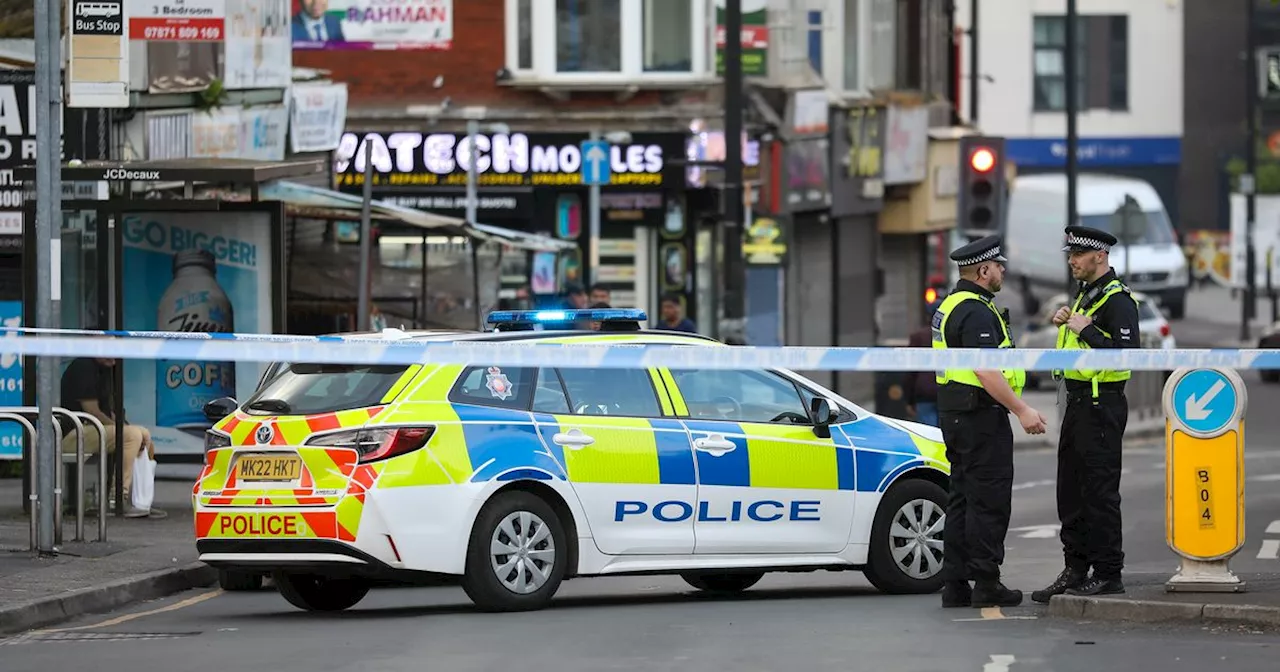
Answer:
[{"left": 121, "top": 212, "right": 273, "bottom": 459}]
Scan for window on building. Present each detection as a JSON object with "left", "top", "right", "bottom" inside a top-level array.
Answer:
[
  {"left": 895, "top": 0, "right": 951, "bottom": 96},
  {"left": 808, "top": 10, "right": 823, "bottom": 76},
  {"left": 843, "top": 0, "right": 860, "bottom": 91},
  {"left": 507, "top": 0, "right": 708, "bottom": 81},
  {"left": 1033, "top": 14, "right": 1128, "bottom": 112},
  {"left": 866, "top": 0, "right": 897, "bottom": 91}
]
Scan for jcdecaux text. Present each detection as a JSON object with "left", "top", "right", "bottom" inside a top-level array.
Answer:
[{"left": 615, "top": 500, "right": 821, "bottom": 523}]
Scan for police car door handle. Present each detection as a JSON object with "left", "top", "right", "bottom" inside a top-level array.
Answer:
[
  {"left": 693, "top": 435, "right": 736, "bottom": 456},
  {"left": 553, "top": 428, "right": 595, "bottom": 449}
]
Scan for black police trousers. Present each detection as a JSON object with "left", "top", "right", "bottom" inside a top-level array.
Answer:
[
  {"left": 1057, "top": 389, "right": 1127, "bottom": 579},
  {"left": 939, "top": 405, "right": 1014, "bottom": 582}
]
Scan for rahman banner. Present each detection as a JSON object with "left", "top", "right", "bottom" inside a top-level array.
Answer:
[{"left": 290, "top": 0, "right": 452, "bottom": 50}]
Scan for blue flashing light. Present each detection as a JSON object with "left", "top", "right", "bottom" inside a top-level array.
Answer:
[{"left": 485, "top": 308, "right": 648, "bottom": 326}]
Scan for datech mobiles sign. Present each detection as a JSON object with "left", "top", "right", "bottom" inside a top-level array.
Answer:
[{"left": 335, "top": 131, "right": 669, "bottom": 188}]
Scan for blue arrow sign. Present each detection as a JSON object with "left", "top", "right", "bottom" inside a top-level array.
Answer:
[
  {"left": 1171, "top": 369, "right": 1240, "bottom": 435},
  {"left": 581, "top": 140, "right": 611, "bottom": 186}
]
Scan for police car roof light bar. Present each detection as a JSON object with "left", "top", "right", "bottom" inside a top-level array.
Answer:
[{"left": 485, "top": 308, "right": 649, "bottom": 325}]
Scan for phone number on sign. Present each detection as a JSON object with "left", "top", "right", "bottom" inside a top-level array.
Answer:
[{"left": 141, "top": 25, "right": 222, "bottom": 41}]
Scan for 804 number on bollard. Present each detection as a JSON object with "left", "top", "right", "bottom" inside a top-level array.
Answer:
[{"left": 1163, "top": 367, "right": 1248, "bottom": 592}]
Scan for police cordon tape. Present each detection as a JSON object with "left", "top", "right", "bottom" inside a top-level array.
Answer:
[{"left": 0, "top": 327, "right": 1278, "bottom": 371}]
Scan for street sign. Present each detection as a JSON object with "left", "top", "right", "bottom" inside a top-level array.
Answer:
[
  {"left": 1162, "top": 367, "right": 1249, "bottom": 593},
  {"left": 66, "top": 0, "right": 130, "bottom": 108},
  {"left": 1171, "top": 369, "right": 1240, "bottom": 436},
  {"left": 581, "top": 140, "right": 611, "bottom": 186}
]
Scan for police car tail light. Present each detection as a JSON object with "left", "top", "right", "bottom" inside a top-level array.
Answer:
[
  {"left": 204, "top": 431, "right": 232, "bottom": 456},
  {"left": 305, "top": 427, "right": 435, "bottom": 463}
]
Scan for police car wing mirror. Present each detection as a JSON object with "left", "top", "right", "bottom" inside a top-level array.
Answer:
[
  {"left": 203, "top": 397, "right": 239, "bottom": 423},
  {"left": 810, "top": 397, "right": 837, "bottom": 438}
]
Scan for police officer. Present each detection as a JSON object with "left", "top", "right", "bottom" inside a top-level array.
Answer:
[
  {"left": 1031, "top": 226, "right": 1140, "bottom": 603},
  {"left": 933, "top": 235, "right": 1048, "bottom": 608}
]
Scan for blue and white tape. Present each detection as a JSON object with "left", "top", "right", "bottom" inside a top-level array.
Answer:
[{"left": 0, "top": 327, "right": 1276, "bottom": 371}]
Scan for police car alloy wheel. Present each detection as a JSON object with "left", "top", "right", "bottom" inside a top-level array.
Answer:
[
  {"left": 273, "top": 572, "right": 370, "bottom": 612},
  {"left": 680, "top": 572, "right": 764, "bottom": 594},
  {"left": 462, "top": 490, "right": 568, "bottom": 612},
  {"left": 862, "top": 479, "right": 948, "bottom": 594}
]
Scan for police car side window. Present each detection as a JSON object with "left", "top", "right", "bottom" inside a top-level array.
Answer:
[
  {"left": 670, "top": 369, "right": 811, "bottom": 424},
  {"left": 531, "top": 368, "right": 572, "bottom": 414},
  {"left": 555, "top": 367, "right": 662, "bottom": 417},
  {"left": 448, "top": 366, "right": 536, "bottom": 410}
]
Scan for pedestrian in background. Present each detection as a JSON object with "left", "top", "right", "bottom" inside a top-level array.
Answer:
[
  {"left": 1032, "top": 226, "right": 1140, "bottom": 602},
  {"left": 905, "top": 305, "right": 940, "bottom": 426},
  {"left": 931, "top": 235, "right": 1047, "bottom": 609}
]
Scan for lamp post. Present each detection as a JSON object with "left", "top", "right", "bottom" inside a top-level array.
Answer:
[
  {"left": 463, "top": 110, "right": 511, "bottom": 327},
  {"left": 588, "top": 129, "right": 634, "bottom": 287}
]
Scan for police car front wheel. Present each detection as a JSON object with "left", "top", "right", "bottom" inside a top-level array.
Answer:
[
  {"left": 462, "top": 490, "right": 568, "bottom": 612},
  {"left": 863, "top": 479, "right": 948, "bottom": 594}
]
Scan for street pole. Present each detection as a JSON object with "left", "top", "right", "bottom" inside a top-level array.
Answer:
[
  {"left": 357, "top": 136, "right": 373, "bottom": 331},
  {"left": 1243, "top": 0, "right": 1258, "bottom": 342},
  {"left": 968, "top": 0, "right": 978, "bottom": 124},
  {"left": 466, "top": 119, "right": 481, "bottom": 328},
  {"left": 33, "top": 0, "right": 60, "bottom": 555},
  {"left": 1064, "top": 0, "right": 1079, "bottom": 294},
  {"left": 588, "top": 128, "right": 601, "bottom": 288},
  {"left": 722, "top": 0, "right": 745, "bottom": 324}
]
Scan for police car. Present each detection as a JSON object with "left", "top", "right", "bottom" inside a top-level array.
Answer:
[{"left": 193, "top": 310, "right": 951, "bottom": 613}]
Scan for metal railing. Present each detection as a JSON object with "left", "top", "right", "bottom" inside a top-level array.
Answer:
[{"left": 0, "top": 406, "right": 109, "bottom": 549}]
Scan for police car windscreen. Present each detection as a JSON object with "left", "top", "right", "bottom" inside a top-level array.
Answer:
[{"left": 241, "top": 364, "right": 409, "bottom": 416}]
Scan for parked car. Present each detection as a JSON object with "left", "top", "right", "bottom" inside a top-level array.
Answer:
[{"left": 1018, "top": 290, "right": 1173, "bottom": 389}]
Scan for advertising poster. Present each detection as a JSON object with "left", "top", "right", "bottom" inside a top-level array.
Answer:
[
  {"left": 225, "top": 0, "right": 293, "bottom": 89},
  {"left": 715, "top": 0, "right": 768, "bottom": 76},
  {"left": 289, "top": 82, "right": 348, "bottom": 153},
  {"left": 0, "top": 302, "right": 22, "bottom": 460},
  {"left": 290, "top": 0, "right": 452, "bottom": 50},
  {"left": 120, "top": 212, "right": 274, "bottom": 458}
]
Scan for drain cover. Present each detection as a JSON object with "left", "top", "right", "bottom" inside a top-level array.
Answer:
[{"left": 0, "top": 631, "right": 201, "bottom": 645}]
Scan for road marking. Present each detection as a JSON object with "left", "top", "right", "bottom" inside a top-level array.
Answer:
[
  {"left": 984, "top": 654, "right": 1017, "bottom": 672},
  {"left": 1259, "top": 540, "right": 1280, "bottom": 560},
  {"left": 953, "top": 608, "right": 1038, "bottom": 622},
  {"left": 1011, "top": 524, "right": 1061, "bottom": 539},
  {"left": 34, "top": 589, "right": 223, "bottom": 634},
  {"left": 1267, "top": 520, "right": 1280, "bottom": 534},
  {"left": 1012, "top": 479, "right": 1055, "bottom": 491},
  {"left": 1250, "top": 474, "right": 1280, "bottom": 482}
]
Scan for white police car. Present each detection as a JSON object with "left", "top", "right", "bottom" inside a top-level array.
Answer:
[{"left": 195, "top": 309, "right": 951, "bottom": 612}]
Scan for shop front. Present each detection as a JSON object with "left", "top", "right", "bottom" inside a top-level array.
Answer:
[
  {"left": 829, "top": 103, "right": 888, "bottom": 402},
  {"left": 332, "top": 129, "right": 690, "bottom": 322}
]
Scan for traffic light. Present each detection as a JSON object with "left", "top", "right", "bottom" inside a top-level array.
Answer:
[{"left": 957, "top": 135, "right": 1007, "bottom": 237}]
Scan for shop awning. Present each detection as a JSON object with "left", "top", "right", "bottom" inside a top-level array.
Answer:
[{"left": 259, "top": 180, "right": 575, "bottom": 253}]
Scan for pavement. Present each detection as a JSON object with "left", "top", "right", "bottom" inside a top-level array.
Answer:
[
  {"left": 0, "top": 281, "right": 1277, "bottom": 665},
  {"left": 0, "top": 478, "right": 213, "bottom": 634}
]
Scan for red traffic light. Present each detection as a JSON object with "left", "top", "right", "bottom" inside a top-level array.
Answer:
[
  {"left": 970, "top": 147, "right": 996, "bottom": 173},
  {"left": 924, "top": 287, "right": 939, "bottom": 304}
]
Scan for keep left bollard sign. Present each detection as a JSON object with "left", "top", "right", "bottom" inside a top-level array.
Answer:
[{"left": 1163, "top": 367, "right": 1248, "bottom": 592}]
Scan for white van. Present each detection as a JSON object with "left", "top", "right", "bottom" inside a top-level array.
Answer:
[{"left": 1004, "top": 173, "right": 1189, "bottom": 318}]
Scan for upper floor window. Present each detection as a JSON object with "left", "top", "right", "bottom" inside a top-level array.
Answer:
[
  {"left": 1033, "top": 14, "right": 1129, "bottom": 112},
  {"left": 506, "top": 0, "right": 708, "bottom": 81}
]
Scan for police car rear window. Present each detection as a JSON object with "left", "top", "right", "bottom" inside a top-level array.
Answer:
[{"left": 241, "top": 364, "right": 410, "bottom": 416}]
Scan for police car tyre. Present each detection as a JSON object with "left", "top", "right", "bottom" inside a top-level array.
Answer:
[
  {"left": 273, "top": 572, "right": 370, "bottom": 612},
  {"left": 462, "top": 490, "right": 567, "bottom": 612},
  {"left": 680, "top": 572, "right": 764, "bottom": 594},
  {"left": 217, "top": 568, "right": 264, "bottom": 591},
  {"left": 863, "top": 479, "right": 948, "bottom": 595}
]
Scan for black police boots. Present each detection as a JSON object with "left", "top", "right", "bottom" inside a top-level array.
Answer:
[
  {"left": 1030, "top": 567, "right": 1088, "bottom": 604},
  {"left": 941, "top": 581, "right": 972, "bottom": 608},
  {"left": 1064, "top": 576, "right": 1125, "bottom": 597},
  {"left": 971, "top": 579, "right": 1023, "bottom": 607}
]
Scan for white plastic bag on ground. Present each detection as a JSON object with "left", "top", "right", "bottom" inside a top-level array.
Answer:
[{"left": 131, "top": 456, "right": 156, "bottom": 511}]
